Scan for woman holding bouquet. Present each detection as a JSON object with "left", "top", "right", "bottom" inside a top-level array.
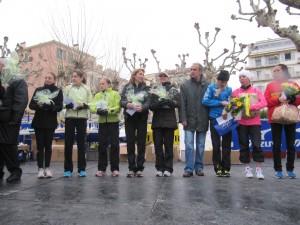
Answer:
[
  {"left": 90, "top": 78, "right": 121, "bottom": 177},
  {"left": 264, "top": 64, "right": 300, "bottom": 179},
  {"left": 29, "top": 72, "right": 63, "bottom": 178},
  {"left": 232, "top": 70, "right": 267, "bottom": 179},
  {"left": 121, "top": 68, "right": 151, "bottom": 177},
  {"left": 202, "top": 70, "right": 232, "bottom": 177},
  {"left": 63, "top": 70, "right": 93, "bottom": 177},
  {"left": 150, "top": 72, "right": 179, "bottom": 177}
]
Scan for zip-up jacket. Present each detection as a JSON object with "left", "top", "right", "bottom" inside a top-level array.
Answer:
[
  {"left": 202, "top": 83, "right": 232, "bottom": 119},
  {"left": 90, "top": 87, "right": 121, "bottom": 123},
  {"left": 264, "top": 79, "right": 300, "bottom": 123},
  {"left": 63, "top": 83, "right": 93, "bottom": 119},
  {"left": 232, "top": 85, "right": 267, "bottom": 126}
]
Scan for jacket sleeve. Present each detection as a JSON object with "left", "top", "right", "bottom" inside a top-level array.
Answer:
[
  {"left": 89, "top": 93, "right": 99, "bottom": 114},
  {"left": 264, "top": 83, "right": 279, "bottom": 107},
  {"left": 108, "top": 92, "right": 121, "bottom": 115},
  {"left": 179, "top": 83, "right": 187, "bottom": 122},
  {"left": 120, "top": 85, "right": 129, "bottom": 108},
  {"left": 11, "top": 79, "right": 28, "bottom": 123},
  {"left": 141, "top": 86, "right": 151, "bottom": 111},
  {"left": 53, "top": 89, "right": 63, "bottom": 112},
  {"left": 169, "top": 86, "right": 179, "bottom": 109},
  {"left": 202, "top": 85, "right": 222, "bottom": 107},
  {"left": 250, "top": 88, "right": 267, "bottom": 111},
  {"left": 29, "top": 89, "right": 39, "bottom": 111}
]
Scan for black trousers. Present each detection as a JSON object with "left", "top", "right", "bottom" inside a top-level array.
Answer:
[
  {"left": 236, "top": 125, "right": 264, "bottom": 164},
  {"left": 0, "top": 143, "right": 22, "bottom": 175},
  {"left": 35, "top": 128, "right": 55, "bottom": 168},
  {"left": 64, "top": 118, "right": 87, "bottom": 173},
  {"left": 210, "top": 120, "right": 232, "bottom": 172},
  {"left": 125, "top": 115, "right": 147, "bottom": 172},
  {"left": 98, "top": 122, "right": 120, "bottom": 172},
  {"left": 153, "top": 128, "right": 174, "bottom": 173},
  {"left": 271, "top": 123, "right": 296, "bottom": 172}
]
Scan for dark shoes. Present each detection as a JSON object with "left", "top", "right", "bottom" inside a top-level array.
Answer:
[
  {"left": 183, "top": 172, "right": 193, "bottom": 177},
  {"left": 6, "top": 173, "right": 21, "bottom": 183},
  {"left": 195, "top": 170, "right": 204, "bottom": 176}
]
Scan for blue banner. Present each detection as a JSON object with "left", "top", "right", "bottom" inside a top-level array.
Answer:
[{"left": 231, "top": 120, "right": 300, "bottom": 151}]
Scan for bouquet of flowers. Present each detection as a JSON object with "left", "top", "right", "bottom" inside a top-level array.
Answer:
[
  {"left": 225, "top": 96, "right": 245, "bottom": 119},
  {"left": 63, "top": 92, "right": 87, "bottom": 109},
  {"left": 33, "top": 89, "right": 60, "bottom": 104},
  {"left": 125, "top": 89, "right": 148, "bottom": 105},
  {"left": 281, "top": 82, "right": 300, "bottom": 97},
  {"left": 150, "top": 83, "right": 177, "bottom": 100}
]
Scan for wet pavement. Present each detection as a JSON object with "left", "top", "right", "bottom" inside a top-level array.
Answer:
[{"left": 0, "top": 159, "right": 299, "bottom": 225}]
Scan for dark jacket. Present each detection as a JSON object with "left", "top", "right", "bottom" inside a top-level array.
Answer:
[
  {"left": 29, "top": 84, "right": 63, "bottom": 129},
  {"left": 179, "top": 77, "right": 209, "bottom": 132},
  {"left": 150, "top": 82, "right": 179, "bottom": 129},
  {"left": 120, "top": 82, "right": 151, "bottom": 120},
  {"left": 0, "top": 77, "right": 28, "bottom": 144}
]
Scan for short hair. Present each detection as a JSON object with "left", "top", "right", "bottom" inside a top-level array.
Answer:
[
  {"left": 192, "top": 63, "right": 203, "bottom": 72},
  {"left": 100, "top": 78, "right": 111, "bottom": 86}
]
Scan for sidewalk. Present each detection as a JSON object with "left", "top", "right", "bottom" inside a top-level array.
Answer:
[{"left": 0, "top": 159, "right": 299, "bottom": 225}]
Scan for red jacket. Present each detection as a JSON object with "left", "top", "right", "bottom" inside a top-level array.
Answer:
[{"left": 264, "top": 79, "right": 300, "bottom": 123}]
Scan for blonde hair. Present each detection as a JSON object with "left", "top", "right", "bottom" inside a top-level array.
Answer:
[{"left": 128, "top": 68, "right": 145, "bottom": 85}]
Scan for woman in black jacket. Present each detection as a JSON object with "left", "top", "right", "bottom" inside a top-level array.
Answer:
[
  {"left": 150, "top": 72, "right": 179, "bottom": 177},
  {"left": 120, "top": 68, "right": 151, "bottom": 177},
  {"left": 29, "top": 73, "right": 63, "bottom": 178}
]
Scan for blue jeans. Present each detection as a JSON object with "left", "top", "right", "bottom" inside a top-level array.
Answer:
[{"left": 184, "top": 130, "right": 207, "bottom": 173}]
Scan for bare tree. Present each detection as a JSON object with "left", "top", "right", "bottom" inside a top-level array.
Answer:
[
  {"left": 0, "top": 36, "right": 11, "bottom": 58},
  {"left": 194, "top": 23, "right": 253, "bottom": 83},
  {"left": 121, "top": 47, "right": 148, "bottom": 73},
  {"left": 231, "top": 0, "right": 300, "bottom": 51}
]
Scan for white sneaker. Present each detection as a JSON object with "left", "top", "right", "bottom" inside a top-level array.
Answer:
[
  {"left": 156, "top": 171, "right": 163, "bottom": 177},
  {"left": 37, "top": 168, "right": 45, "bottom": 179},
  {"left": 245, "top": 166, "right": 253, "bottom": 178},
  {"left": 256, "top": 167, "right": 264, "bottom": 180},
  {"left": 44, "top": 168, "right": 53, "bottom": 178},
  {"left": 163, "top": 171, "right": 171, "bottom": 177}
]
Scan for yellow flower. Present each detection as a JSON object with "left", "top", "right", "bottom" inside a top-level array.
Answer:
[
  {"left": 232, "top": 98, "right": 237, "bottom": 102},
  {"left": 237, "top": 101, "right": 242, "bottom": 106}
]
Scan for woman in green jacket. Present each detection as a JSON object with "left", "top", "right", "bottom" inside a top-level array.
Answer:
[
  {"left": 90, "top": 78, "right": 121, "bottom": 177},
  {"left": 63, "top": 70, "right": 93, "bottom": 178}
]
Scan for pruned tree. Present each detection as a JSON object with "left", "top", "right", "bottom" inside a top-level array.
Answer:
[
  {"left": 194, "top": 22, "right": 254, "bottom": 83},
  {"left": 121, "top": 47, "right": 148, "bottom": 73},
  {"left": 231, "top": 0, "right": 300, "bottom": 51},
  {"left": 0, "top": 36, "right": 11, "bottom": 58}
]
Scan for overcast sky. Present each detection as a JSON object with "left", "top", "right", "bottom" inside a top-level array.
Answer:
[{"left": 0, "top": 0, "right": 299, "bottom": 88}]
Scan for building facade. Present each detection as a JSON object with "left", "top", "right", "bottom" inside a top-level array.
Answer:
[{"left": 247, "top": 38, "right": 300, "bottom": 92}]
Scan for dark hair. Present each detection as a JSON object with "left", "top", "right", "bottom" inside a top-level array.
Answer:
[
  {"left": 129, "top": 68, "right": 145, "bottom": 85},
  {"left": 73, "top": 69, "right": 86, "bottom": 84},
  {"left": 48, "top": 72, "right": 57, "bottom": 81},
  {"left": 277, "top": 64, "right": 291, "bottom": 79}
]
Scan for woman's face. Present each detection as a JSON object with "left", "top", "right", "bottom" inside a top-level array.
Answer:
[
  {"left": 44, "top": 74, "right": 55, "bottom": 85},
  {"left": 133, "top": 70, "right": 144, "bottom": 84},
  {"left": 159, "top": 74, "right": 169, "bottom": 83},
  {"left": 273, "top": 65, "right": 285, "bottom": 80},
  {"left": 72, "top": 72, "right": 83, "bottom": 86},
  {"left": 239, "top": 75, "right": 250, "bottom": 87},
  {"left": 99, "top": 79, "right": 109, "bottom": 92}
]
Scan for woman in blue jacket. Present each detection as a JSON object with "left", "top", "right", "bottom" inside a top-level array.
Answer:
[{"left": 202, "top": 70, "right": 232, "bottom": 177}]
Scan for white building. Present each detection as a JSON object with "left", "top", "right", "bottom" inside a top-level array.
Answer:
[{"left": 247, "top": 38, "right": 300, "bottom": 92}]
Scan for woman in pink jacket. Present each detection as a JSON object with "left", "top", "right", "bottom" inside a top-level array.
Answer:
[{"left": 232, "top": 70, "right": 267, "bottom": 179}]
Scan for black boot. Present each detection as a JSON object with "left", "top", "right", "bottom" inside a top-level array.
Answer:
[{"left": 6, "top": 172, "right": 21, "bottom": 182}]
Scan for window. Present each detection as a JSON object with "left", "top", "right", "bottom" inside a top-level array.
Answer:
[
  {"left": 256, "top": 71, "right": 261, "bottom": 80},
  {"left": 56, "top": 48, "right": 66, "bottom": 60},
  {"left": 267, "top": 55, "right": 278, "bottom": 65},
  {"left": 284, "top": 52, "right": 291, "bottom": 61},
  {"left": 255, "top": 58, "right": 262, "bottom": 67}
]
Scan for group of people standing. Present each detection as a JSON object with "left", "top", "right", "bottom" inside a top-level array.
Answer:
[{"left": 0, "top": 59, "right": 299, "bottom": 182}]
